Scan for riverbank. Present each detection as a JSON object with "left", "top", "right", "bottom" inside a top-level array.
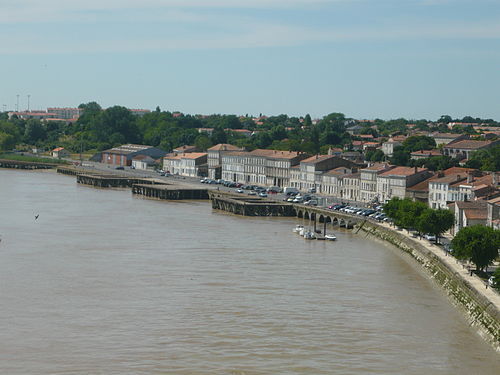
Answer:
[{"left": 357, "top": 220, "right": 500, "bottom": 351}]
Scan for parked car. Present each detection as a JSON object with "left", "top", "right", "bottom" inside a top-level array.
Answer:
[
  {"left": 424, "top": 234, "right": 436, "bottom": 241},
  {"left": 115, "top": 166, "right": 124, "bottom": 170},
  {"left": 236, "top": 188, "right": 244, "bottom": 193},
  {"left": 305, "top": 200, "right": 318, "bottom": 206},
  {"left": 258, "top": 192, "right": 268, "bottom": 198},
  {"left": 488, "top": 276, "right": 497, "bottom": 287},
  {"left": 248, "top": 191, "right": 257, "bottom": 196}
]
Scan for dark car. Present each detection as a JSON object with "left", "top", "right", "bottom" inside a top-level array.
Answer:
[{"left": 115, "top": 166, "right": 124, "bottom": 170}]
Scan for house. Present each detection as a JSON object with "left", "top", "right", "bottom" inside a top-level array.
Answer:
[
  {"left": 290, "top": 155, "right": 356, "bottom": 192},
  {"left": 221, "top": 151, "right": 250, "bottom": 184},
  {"left": 341, "top": 151, "right": 364, "bottom": 164},
  {"left": 101, "top": 144, "right": 167, "bottom": 166},
  {"left": 198, "top": 128, "right": 214, "bottom": 136},
  {"left": 207, "top": 144, "right": 243, "bottom": 180},
  {"left": 163, "top": 152, "right": 207, "bottom": 177},
  {"left": 346, "top": 124, "right": 364, "bottom": 135},
  {"left": 442, "top": 139, "right": 498, "bottom": 160},
  {"left": 321, "top": 167, "right": 353, "bottom": 196},
  {"left": 487, "top": 196, "right": 500, "bottom": 230},
  {"left": 339, "top": 172, "right": 361, "bottom": 202},
  {"left": 381, "top": 138, "right": 403, "bottom": 156},
  {"left": 376, "top": 166, "right": 431, "bottom": 203},
  {"left": 427, "top": 167, "right": 476, "bottom": 209},
  {"left": 359, "top": 163, "right": 395, "bottom": 203},
  {"left": 449, "top": 201, "right": 488, "bottom": 235},
  {"left": 410, "top": 149, "right": 442, "bottom": 160},
  {"left": 52, "top": 147, "right": 70, "bottom": 158},
  {"left": 406, "top": 175, "right": 436, "bottom": 203},
  {"left": 131, "top": 155, "right": 156, "bottom": 170}
]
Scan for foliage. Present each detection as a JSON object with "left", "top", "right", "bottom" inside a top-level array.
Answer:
[
  {"left": 464, "top": 145, "right": 500, "bottom": 172},
  {"left": 451, "top": 225, "right": 500, "bottom": 272},
  {"left": 384, "top": 198, "right": 453, "bottom": 238},
  {"left": 365, "top": 149, "right": 385, "bottom": 162},
  {"left": 410, "top": 155, "right": 458, "bottom": 171},
  {"left": 402, "top": 136, "right": 436, "bottom": 152},
  {"left": 416, "top": 209, "right": 454, "bottom": 242}
]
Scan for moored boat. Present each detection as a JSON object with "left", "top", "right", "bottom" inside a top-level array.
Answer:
[{"left": 325, "top": 234, "right": 337, "bottom": 241}]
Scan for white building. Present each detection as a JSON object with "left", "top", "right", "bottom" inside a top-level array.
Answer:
[
  {"left": 359, "top": 164, "right": 394, "bottom": 203},
  {"left": 163, "top": 152, "right": 207, "bottom": 177},
  {"left": 376, "top": 166, "right": 430, "bottom": 203}
]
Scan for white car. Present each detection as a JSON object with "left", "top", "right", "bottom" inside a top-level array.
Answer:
[
  {"left": 424, "top": 234, "right": 436, "bottom": 241},
  {"left": 236, "top": 188, "right": 244, "bottom": 193},
  {"left": 488, "top": 276, "right": 497, "bottom": 287}
]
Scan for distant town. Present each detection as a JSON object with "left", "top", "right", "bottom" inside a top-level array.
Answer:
[{"left": 0, "top": 103, "right": 499, "bottom": 235}]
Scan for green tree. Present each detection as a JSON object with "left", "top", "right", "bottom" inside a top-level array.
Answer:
[
  {"left": 0, "top": 131, "right": 16, "bottom": 151},
  {"left": 303, "top": 114, "right": 312, "bottom": 127},
  {"left": 24, "top": 120, "right": 47, "bottom": 144},
  {"left": 390, "top": 146, "right": 410, "bottom": 166},
  {"left": 402, "top": 136, "right": 436, "bottom": 152},
  {"left": 416, "top": 209, "right": 454, "bottom": 242},
  {"left": 194, "top": 135, "right": 212, "bottom": 151},
  {"left": 451, "top": 225, "right": 500, "bottom": 272}
]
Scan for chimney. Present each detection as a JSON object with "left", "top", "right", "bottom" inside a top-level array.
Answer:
[
  {"left": 467, "top": 172, "right": 473, "bottom": 183},
  {"left": 414, "top": 166, "right": 418, "bottom": 174},
  {"left": 492, "top": 172, "right": 498, "bottom": 187}
]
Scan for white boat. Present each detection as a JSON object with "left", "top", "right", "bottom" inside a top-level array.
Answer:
[
  {"left": 325, "top": 234, "right": 337, "bottom": 241},
  {"left": 304, "top": 231, "right": 316, "bottom": 240},
  {"left": 293, "top": 225, "right": 304, "bottom": 233},
  {"left": 299, "top": 227, "right": 305, "bottom": 236}
]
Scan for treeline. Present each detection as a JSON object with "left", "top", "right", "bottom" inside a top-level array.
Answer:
[
  {"left": 0, "top": 104, "right": 353, "bottom": 154},
  {"left": 0, "top": 104, "right": 498, "bottom": 162},
  {"left": 383, "top": 197, "right": 454, "bottom": 241}
]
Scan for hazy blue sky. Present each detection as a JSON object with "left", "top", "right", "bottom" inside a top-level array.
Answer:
[{"left": 1, "top": 0, "right": 499, "bottom": 120}]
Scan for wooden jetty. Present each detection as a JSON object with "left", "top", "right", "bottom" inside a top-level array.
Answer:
[
  {"left": 209, "top": 191, "right": 295, "bottom": 216},
  {"left": 132, "top": 184, "right": 209, "bottom": 200}
]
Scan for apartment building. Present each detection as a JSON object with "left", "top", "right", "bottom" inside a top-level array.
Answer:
[
  {"left": 163, "top": 152, "right": 207, "bottom": 177},
  {"left": 442, "top": 139, "right": 498, "bottom": 160},
  {"left": 207, "top": 144, "right": 243, "bottom": 180},
  {"left": 289, "top": 155, "right": 356, "bottom": 192},
  {"left": 359, "top": 163, "right": 394, "bottom": 203},
  {"left": 376, "top": 166, "right": 431, "bottom": 203},
  {"left": 340, "top": 172, "right": 361, "bottom": 202},
  {"left": 427, "top": 168, "right": 475, "bottom": 209},
  {"left": 321, "top": 167, "right": 352, "bottom": 196}
]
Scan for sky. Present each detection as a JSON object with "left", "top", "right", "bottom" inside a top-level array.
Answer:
[{"left": 1, "top": 0, "right": 499, "bottom": 120}]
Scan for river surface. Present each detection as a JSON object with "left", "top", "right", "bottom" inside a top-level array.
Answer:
[{"left": 0, "top": 169, "right": 499, "bottom": 374}]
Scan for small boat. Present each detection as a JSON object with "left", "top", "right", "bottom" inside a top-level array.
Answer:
[
  {"left": 325, "top": 234, "right": 337, "bottom": 241},
  {"left": 293, "top": 225, "right": 304, "bottom": 233},
  {"left": 304, "top": 231, "right": 316, "bottom": 240}
]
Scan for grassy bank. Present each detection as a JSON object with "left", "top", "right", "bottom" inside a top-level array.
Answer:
[{"left": 0, "top": 153, "right": 68, "bottom": 164}]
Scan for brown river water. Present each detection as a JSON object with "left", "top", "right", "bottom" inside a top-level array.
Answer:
[{"left": 0, "top": 169, "right": 499, "bottom": 374}]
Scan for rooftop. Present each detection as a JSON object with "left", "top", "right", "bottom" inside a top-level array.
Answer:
[
  {"left": 208, "top": 143, "right": 242, "bottom": 151},
  {"left": 104, "top": 144, "right": 154, "bottom": 154},
  {"left": 380, "top": 166, "right": 427, "bottom": 177},
  {"left": 443, "top": 140, "right": 493, "bottom": 150}
]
